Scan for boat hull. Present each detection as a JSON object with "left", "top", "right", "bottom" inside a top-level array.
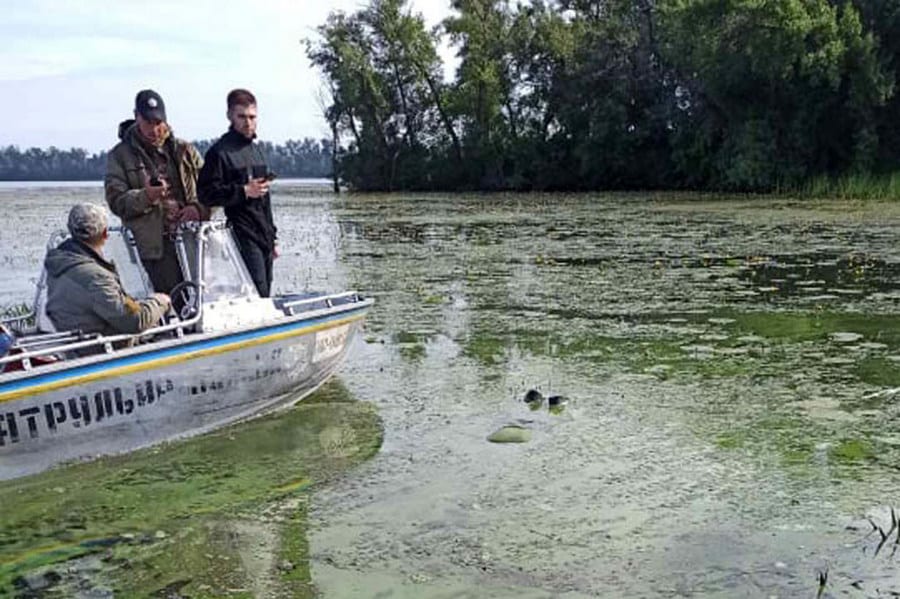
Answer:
[{"left": 0, "top": 309, "right": 368, "bottom": 480}]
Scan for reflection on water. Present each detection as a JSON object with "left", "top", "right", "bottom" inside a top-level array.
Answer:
[{"left": 4, "top": 189, "right": 900, "bottom": 596}]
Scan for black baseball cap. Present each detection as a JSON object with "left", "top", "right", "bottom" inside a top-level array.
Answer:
[{"left": 135, "top": 89, "right": 167, "bottom": 122}]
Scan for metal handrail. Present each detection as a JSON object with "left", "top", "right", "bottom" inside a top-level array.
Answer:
[
  {"left": 280, "top": 291, "right": 361, "bottom": 310},
  {"left": 276, "top": 297, "right": 374, "bottom": 323},
  {"left": 0, "top": 295, "right": 372, "bottom": 370},
  {"left": 0, "top": 310, "right": 204, "bottom": 368}
]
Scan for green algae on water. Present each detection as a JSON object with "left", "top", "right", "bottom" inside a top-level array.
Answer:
[{"left": 0, "top": 380, "right": 383, "bottom": 597}]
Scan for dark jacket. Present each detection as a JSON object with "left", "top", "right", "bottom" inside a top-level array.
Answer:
[
  {"left": 105, "top": 120, "right": 207, "bottom": 260},
  {"left": 198, "top": 129, "right": 277, "bottom": 252},
  {"left": 45, "top": 239, "right": 167, "bottom": 336}
]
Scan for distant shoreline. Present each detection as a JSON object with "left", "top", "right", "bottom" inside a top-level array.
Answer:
[{"left": 0, "top": 178, "right": 334, "bottom": 190}]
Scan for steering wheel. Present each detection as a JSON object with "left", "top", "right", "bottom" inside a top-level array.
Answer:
[{"left": 168, "top": 280, "right": 201, "bottom": 321}]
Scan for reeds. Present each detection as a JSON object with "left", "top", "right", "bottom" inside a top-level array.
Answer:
[{"left": 800, "top": 173, "right": 900, "bottom": 200}]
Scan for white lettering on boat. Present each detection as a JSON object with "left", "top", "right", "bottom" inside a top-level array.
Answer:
[{"left": 313, "top": 325, "right": 349, "bottom": 363}]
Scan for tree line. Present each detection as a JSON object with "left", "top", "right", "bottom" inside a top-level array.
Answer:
[
  {"left": 0, "top": 139, "right": 333, "bottom": 181},
  {"left": 307, "top": 0, "right": 900, "bottom": 192}
]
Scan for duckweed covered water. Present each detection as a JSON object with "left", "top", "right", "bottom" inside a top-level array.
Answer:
[{"left": 3, "top": 186, "right": 900, "bottom": 596}]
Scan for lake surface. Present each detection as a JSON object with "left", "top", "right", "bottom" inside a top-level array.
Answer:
[{"left": 3, "top": 185, "right": 900, "bottom": 597}]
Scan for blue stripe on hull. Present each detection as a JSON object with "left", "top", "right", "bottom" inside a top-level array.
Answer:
[{"left": 0, "top": 307, "right": 367, "bottom": 400}]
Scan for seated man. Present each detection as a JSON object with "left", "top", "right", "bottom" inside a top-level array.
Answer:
[{"left": 45, "top": 204, "right": 171, "bottom": 337}]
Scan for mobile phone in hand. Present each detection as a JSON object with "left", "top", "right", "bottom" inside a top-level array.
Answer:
[{"left": 264, "top": 172, "right": 277, "bottom": 182}]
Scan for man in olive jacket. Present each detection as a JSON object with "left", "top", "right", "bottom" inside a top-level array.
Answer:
[
  {"left": 198, "top": 88, "right": 277, "bottom": 297},
  {"left": 45, "top": 204, "right": 171, "bottom": 338},
  {"left": 105, "top": 89, "right": 209, "bottom": 294}
]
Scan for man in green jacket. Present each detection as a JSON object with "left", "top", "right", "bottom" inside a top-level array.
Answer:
[
  {"left": 105, "top": 89, "right": 210, "bottom": 294},
  {"left": 45, "top": 204, "right": 171, "bottom": 337}
]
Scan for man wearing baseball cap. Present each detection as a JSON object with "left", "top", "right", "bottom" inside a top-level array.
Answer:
[
  {"left": 44, "top": 203, "right": 171, "bottom": 339},
  {"left": 104, "top": 89, "right": 210, "bottom": 294}
]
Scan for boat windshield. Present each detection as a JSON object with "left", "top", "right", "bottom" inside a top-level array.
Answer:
[
  {"left": 105, "top": 228, "right": 153, "bottom": 298},
  {"left": 184, "top": 225, "right": 258, "bottom": 302}
]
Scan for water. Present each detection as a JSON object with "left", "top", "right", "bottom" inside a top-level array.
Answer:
[{"left": 3, "top": 186, "right": 900, "bottom": 596}]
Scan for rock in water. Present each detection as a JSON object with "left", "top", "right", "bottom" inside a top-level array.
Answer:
[{"left": 487, "top": 425, "right": 532, "bottom": 443}]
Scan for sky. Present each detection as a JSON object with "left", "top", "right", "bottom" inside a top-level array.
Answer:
[{"left": 1, "top": 0, "right": 452, "bottom": 152}]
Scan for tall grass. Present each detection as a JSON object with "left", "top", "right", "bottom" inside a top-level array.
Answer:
[{"left": 800, "top": 172, "right": 900, "bottom": 200}]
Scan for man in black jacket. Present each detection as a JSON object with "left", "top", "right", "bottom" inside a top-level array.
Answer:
[{"left": 198, "top": 89, "right": 277, "bottom": 297}]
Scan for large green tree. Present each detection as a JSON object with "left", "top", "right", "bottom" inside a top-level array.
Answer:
[
  {"left": 661, "top": 0, "right": 892, "bottom": 189},
  {"left": 307, "top": 0, "right": 461, "bottom": 190},
  {"left": 309, "top": 0, "right": 899, "bottom": 192}
]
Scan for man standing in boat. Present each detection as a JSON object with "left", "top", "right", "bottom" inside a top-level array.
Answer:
[
  {"left": 198, "top": 88, "right": 278, "bottom": 297},
  {"left": 45, "top": 204, "right": 171, "bottom": 336},
  {"left": 105, "top": 89, "right": 210, "bottom": 294}
]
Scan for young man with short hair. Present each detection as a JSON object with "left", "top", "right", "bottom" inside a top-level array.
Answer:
[{"left": 198, "top": 88, "right": 278, "bottom": 297}]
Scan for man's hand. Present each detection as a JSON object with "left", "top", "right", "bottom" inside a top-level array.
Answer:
[
  {"left": 163, "top": 198, "right": 180, "bottom": 223},
  {"left": 152, "top": 292, "right": 171, "bottom": 308},
  {"left": 145, "top": 180, "right": 171, "bottom": 206},
  {"left": 244, "top": 177, "right": 270, "bottom": 199},
  {"left": 178, "top": 204, "right": 201, "bottom": 223},
  {"left": 272, "top": 242, "right": 280, "bottom": 259}
]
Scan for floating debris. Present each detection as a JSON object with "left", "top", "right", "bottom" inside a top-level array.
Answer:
[
  {"left": 859, "top": 342, "right": 888, "bottom": 350},
  {"left": 822, "top": 357, "right": 856, "bottom": 366},
  {"left": 707, "top": 317, "right": 735, "bottom": 325},
  {"left": 700, "top": 333, "right": 729, "bottom": 341},
  {"left": 831, "top": 332, "right": 864, "bottom": 343},
  {"left": 487, "top": 425, "right": 532, "bottom": 444}
]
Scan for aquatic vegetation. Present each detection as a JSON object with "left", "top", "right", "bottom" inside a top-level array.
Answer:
[
  {"left": 0, "top": 381, "right": 383, "bottom": 596},
  {"left": 462, "top": 333, "right": 507, "bottom": 366},
  {"left": 6, "top": 188, "right": 900, "bottom": 597},
  {"left": 830, "top": 439, "right": 875, "bottom": 463}
]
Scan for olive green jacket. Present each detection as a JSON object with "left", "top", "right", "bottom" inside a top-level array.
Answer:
[
  {"left": 104, "top": 122, "right": 206, "bottom": 260},
  {"left": 45, "top": 239, "right": 167, "bottom": 337}
]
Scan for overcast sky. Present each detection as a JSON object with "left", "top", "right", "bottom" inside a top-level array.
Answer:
[{"left": 1, "top": 0, "right": 452, "bottom": 152}]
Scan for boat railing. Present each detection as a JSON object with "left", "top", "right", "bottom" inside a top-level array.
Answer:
[
  {"left": 278, "top": 291, "right": 363, "bottom": 315},
  {"left": 0, "top": 292, "right": 372, "bottom": 372},
  {"left": 0, "top": 310, "right": 205, "bottom": 371}
]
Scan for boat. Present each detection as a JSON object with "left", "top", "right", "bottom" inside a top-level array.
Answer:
[{"left": 0, "top": 221, "right": 373, "bottom": 481}]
